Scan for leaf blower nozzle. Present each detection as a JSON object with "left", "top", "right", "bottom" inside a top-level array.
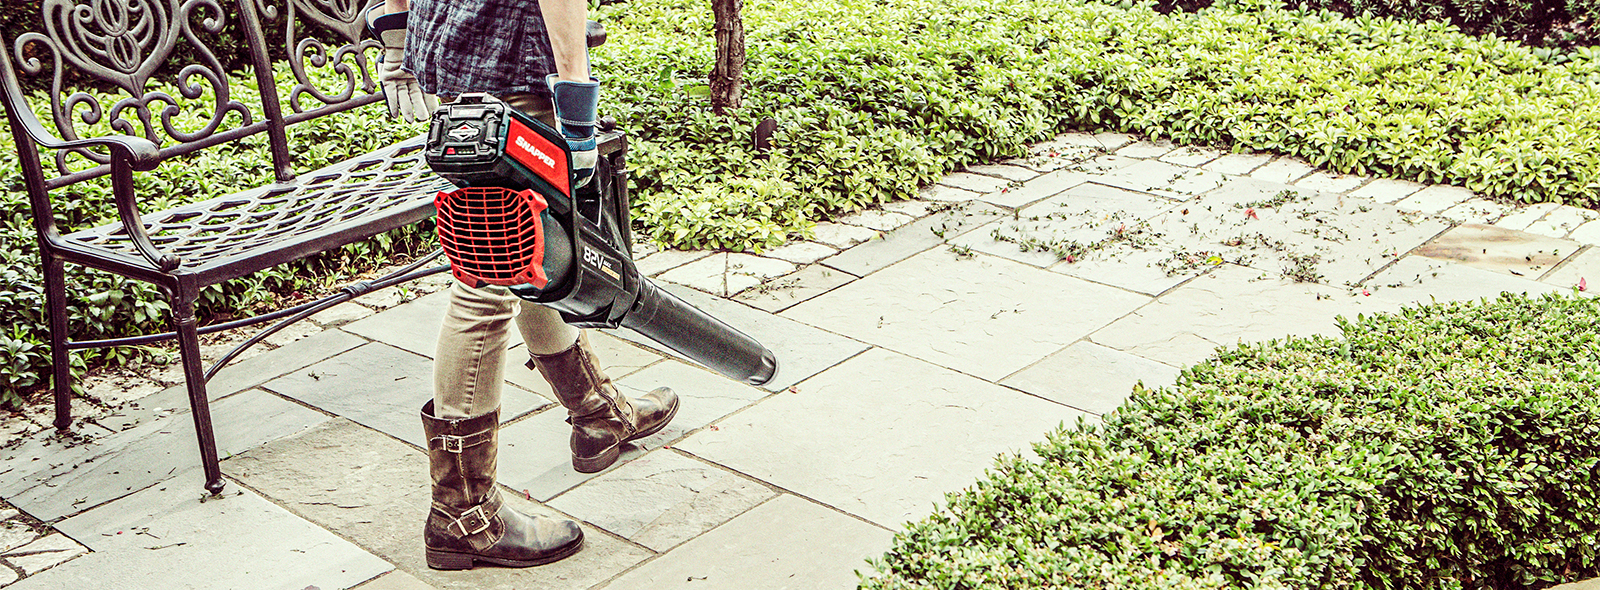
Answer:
[{"left": 425, "top": 94, "right": 777, "bottom": 386}]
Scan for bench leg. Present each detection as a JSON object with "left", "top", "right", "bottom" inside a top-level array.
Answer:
[
  {"left": 172, "top": 292, "right": 227, "bottom": 496},
  {"left": 43, "top": 257, "right": 73, "bottom": 431}
]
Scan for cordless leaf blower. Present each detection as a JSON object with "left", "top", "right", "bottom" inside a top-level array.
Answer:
[{"left": 424, "top": 93, "right": 778, "bottom": 386}]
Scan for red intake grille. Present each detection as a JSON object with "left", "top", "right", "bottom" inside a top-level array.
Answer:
[{"left": 435, "top": 187, "right": 549, "bottom": 289}]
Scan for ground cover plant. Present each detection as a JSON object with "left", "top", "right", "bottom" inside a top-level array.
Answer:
[
  {"left": 862, "top": 292, "right": 1600, "bottom": 589},
  {"left": 10, "top": 0, "right": 1600, "bottom": 402},
  {"left": 1129, "top": 0, "right": 1600, "bottom": 48}
]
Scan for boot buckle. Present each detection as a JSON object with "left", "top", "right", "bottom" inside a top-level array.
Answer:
[
  {"left": 430, "top": 431, "right": 491, "bottom": 453},
  {"left": 439, "top": 435, "right": 466, "bottom": 454},
  {"left": 450, "top": 504, "right": 493, "bottom": 537}
]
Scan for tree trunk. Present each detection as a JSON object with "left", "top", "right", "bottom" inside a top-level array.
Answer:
[{"left": 709, "top": 0, "right": 745, "bottom": 115}]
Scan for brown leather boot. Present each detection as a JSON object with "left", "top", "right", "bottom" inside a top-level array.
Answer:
[
  {"left": 528, "top": 331, "right": 680, "bottom": 473},
  {"left": 421, "top": 401, "right": 584, "bottom": 569}
]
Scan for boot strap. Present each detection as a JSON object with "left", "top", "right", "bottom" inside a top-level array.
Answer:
[
  {"left": 433, "top": 496, "right": 502, "bottom": 537},
  {"left": 428, "top": 429, "right": 493, "bottom": 453}
]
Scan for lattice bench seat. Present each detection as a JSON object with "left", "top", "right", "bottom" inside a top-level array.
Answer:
[{"left": 65, "top": 138, "right": 448, "bottom": 285}]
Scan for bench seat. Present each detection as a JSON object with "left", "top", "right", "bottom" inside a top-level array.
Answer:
[{"left": 64, "top": 137, "right": 450, "bottom": 285}]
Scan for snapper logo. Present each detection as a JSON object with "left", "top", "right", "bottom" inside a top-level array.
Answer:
[{"left": 505, "top": 118, "right": 570, "bottom": 196}]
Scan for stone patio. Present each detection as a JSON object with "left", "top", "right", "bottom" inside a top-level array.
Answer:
[{"left": 5, "top": 131, "right": 1600, "bottom": 589}]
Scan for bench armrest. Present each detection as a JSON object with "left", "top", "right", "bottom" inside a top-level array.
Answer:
[
  {"left": 4, "top": 58, "right": 174, "bottom": 271},
  {"left": 1, "top": 49, "right": 160, "bottom": 171}
]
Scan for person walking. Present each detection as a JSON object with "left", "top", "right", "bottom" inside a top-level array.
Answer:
[{"left": 364, "top": 0, "right": 681, "bottom": 570}]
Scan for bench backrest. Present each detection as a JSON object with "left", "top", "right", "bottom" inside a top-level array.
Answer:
[{"left": 1, "top": 0, "right": 385, "bottom": 193}]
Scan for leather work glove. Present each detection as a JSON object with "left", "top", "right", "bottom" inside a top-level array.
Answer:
[
  {"left": 547, "top": 74, "right": 599, "bottom": 189},
  {"left": 366, "top": 6, "right": 437, "bottom": 123}
]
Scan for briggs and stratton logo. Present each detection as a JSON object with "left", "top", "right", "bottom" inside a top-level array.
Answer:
[
  {"left": 515, "top": 135, "right": 557, "bottom": 169},
  {"left": 447, "top": 123, "right": 479, "bottom": 142}
]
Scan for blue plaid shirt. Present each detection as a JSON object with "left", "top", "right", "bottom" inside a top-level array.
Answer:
[{"left": 404, "top": 0, "right": 559, "bottom": 99}]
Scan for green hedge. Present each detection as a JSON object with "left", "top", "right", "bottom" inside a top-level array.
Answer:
[
  {"left": 864, "top": 292, "right": 1600, "bottom": 589},
  {"left": 1133, "top": 0, "right": 1600, "bottom": 48}
]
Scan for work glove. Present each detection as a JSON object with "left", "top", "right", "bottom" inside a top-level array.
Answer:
[
  {"left": 547, "top": 74, "right": 599, "bottom": 189},
  {"left": 365, "top": 6, "right": 436, "bottom": 123}
]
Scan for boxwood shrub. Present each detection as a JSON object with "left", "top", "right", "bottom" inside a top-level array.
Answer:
[{"left": 863, "top": 292, "right": 1600, "bottom": 589}]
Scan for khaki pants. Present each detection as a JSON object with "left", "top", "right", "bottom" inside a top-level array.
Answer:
[{"left": 433, "top": 92, "right": 578, "bottom": 419}]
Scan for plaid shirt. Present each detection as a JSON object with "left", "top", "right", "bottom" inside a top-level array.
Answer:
[{"left": 404, "top": 0, "right": 558, "bottom": 99}]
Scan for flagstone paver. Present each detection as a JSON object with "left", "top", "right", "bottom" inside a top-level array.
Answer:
[
  {"left": 937, "top": 171, "right": 1011, "bottom": 193},
  {"left": 916, "top": 183, "right": 979, "bottom": 202},
  {"left": 974, "top": 167, "right": 1088, "bottom": 208},
  {"left": 1411, "top": 224, "right": 1579, "bottom": 279},
  {"left": 1116, "top": 140, "right": 1176, "bottom": 159},
  {"left": 594, "top": 495, "right": 891, "bottom": 590},
  {"left": 1094, "top": 159, "right": 1228, "bottom": 201},
  {"left": 1294, "top": 171, "right": 1366, "bottom": 193},
  {"left": 635, "top": 249, "right": 713, "bottom": 277},
  {"left": 1494, "top": 202, "right": 1562, "bottom": 231},
  {"left": 734, "top": 265, "right": 857, "bottom": 313},
  {"left": 808, "top": 222, "right": 881, "bottom": 249},
  {"left": 679, "top": 348, "right": 1085, "bottom": 528},
  {"left": 1090, "top": 264, "right": 1404, "bottom": 367},
  {"left": 1002, "top": 341, "right": 1184, "bottom": 415},
  {"left": 1439, "top": 198, "right": 1513, "bottom": 225},
  {"left": 657, "top": 253, "right": 798, "bottom": 297},
  {"left": 1349, "top": 177, "right": 1424, "bottom": 203},
  {"left": 964, "top": 163, "right": 1040, "bottom": 182},
  {"left": 342, "top": 290, "right": 453, "bottom": 356},
  {"left": 1538, "top": 247, "right": 1600, "bottom": 292},
  {"left": 760, "top": 241, "right": 838, "bottom": 265},
  {"left": 837, "top": 209, "right": 916, "bottom": 232},
  {"left": 547, "top": 449, "right": 775, "bottom": 552},
  {"left": 262, "top": 343, "right": 545, "bottom": 446},
  {"left": 880, "top": 199, "right": 942, "bottom": 218},
  {"left": 1249, "top": 157, "right": 1316, "bottom": 184},
  {"left": 1093, "top": 131, "right": 1136, "bottom": 150},
  {"left": 2, "top": 534, "right": 85, "bottom": 575},
  {"left": 358, "top": 571, "right": 439, "bottom": 590},
  {"left": 1568, "top": 220, "right": 1600, "bottom": 245},
  {"left": 784, "top": 248, "right": 1149, "bottom": 382},
  {"left": 823, "top": 202, "right": 1003, "bottom": 277},
  {"left": 1, "top": 389, "right": 327, "bottom": 521},
  {"left": 0, "top": 521, "right": 36, "bottom": 554},
  {"left": 1158, "top": 145, "right": 1223, "bottom": 168},
  {"left": 1395, "top": 184, "right": 1475, "bottom": 215},
  {"left": 1528, "top": 204, "right": 1599, "bottom": 239},
  {"left": 1366, "top": 255, "right": 1565, "bottom": 305},
  {"left": 224, "top": 419, "right": 433, "bottom": 575},
  {"left": 1202, "top": 152, "right": 1272, "bottom": 175},
  {"left": 32, "top": 471, "right": 390, "bottom": 590}
]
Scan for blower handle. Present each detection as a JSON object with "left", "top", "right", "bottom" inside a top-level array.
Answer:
[{"left": 621, "top": 279, "right": 777, "bottom": 386}]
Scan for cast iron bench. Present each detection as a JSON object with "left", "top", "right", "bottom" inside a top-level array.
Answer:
[{"left": 0, "top": 0, "right": 619, "bottom": 495}]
